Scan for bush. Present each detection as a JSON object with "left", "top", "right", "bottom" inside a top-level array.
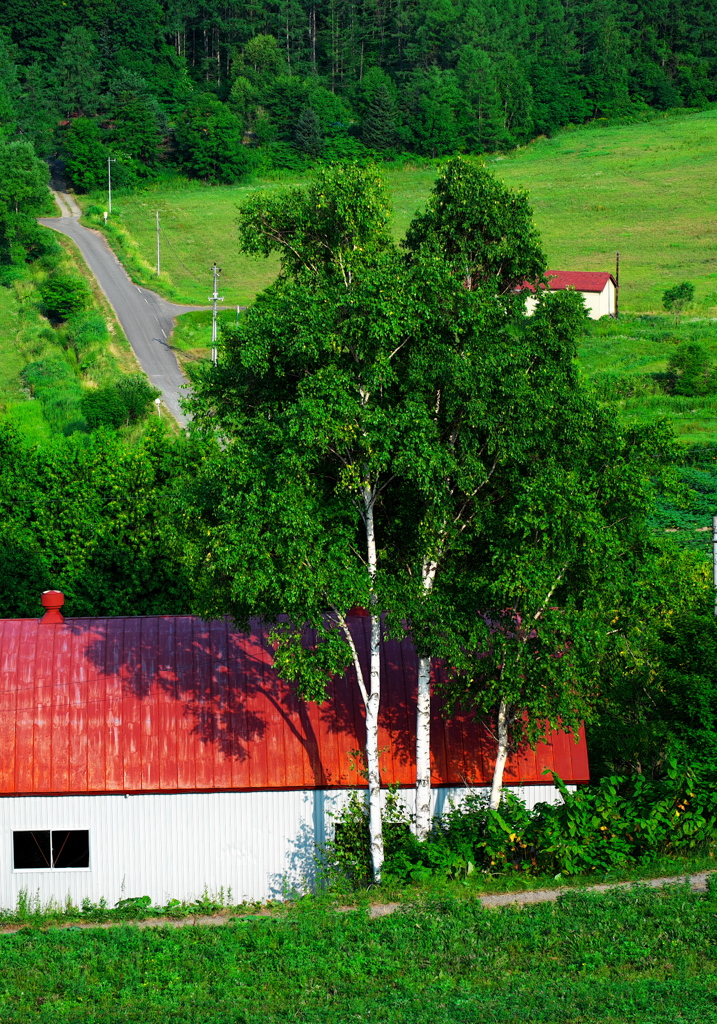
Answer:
[
  {"left": 65, "top": 311, "right": 108, "bottom": 356},
  {"left": 21, "top": 358, "right": 85, "bottom": 432},
  {"left": 666, "top": 343, "right": 717, "bottom": 396},
  {"left": 324, "top": 764, "right": 717, "bottom": 888},
  {"left": 81, "top": 374, "right": 161, "bottom": 429},
  {"left": 40, "top": 271, "right": 92, "bottom": 321}
]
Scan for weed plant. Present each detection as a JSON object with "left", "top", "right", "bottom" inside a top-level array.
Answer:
[{"left": 325, "top": 767, "right": 717, "bottom": 890}]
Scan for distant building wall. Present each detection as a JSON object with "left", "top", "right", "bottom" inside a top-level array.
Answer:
[
  {"left": 0, "top": 784, "right": 574, "bottom": 909},
  {"left": 524, "top": 280, "right": 616, "bottom": 320}
]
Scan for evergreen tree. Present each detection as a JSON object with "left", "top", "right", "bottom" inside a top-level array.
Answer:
[
  {"left": 294, "top": 105, "right": 323, "bottom": 156},
  {"left": 54, "top": 26, "right": 102, "bottom": 118},
  {"left": 361, "top": 83, "right": 397, "bottom": 151}
]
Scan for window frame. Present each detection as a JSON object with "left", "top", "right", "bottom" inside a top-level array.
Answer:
[{"left": 11, "top": 828, "right": 92, "bottom": 872}]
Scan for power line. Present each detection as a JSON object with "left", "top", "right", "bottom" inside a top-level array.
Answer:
[{"left": 157, "top": 224, "right": 205, "bottom": 286}]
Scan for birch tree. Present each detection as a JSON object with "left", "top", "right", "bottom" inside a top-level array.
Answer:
[
  {"left": 431, "top": 389, "right": 674, "bottom": 808},
  {"left": 183, "top": 159, "right": 661, "bottom": 870}
]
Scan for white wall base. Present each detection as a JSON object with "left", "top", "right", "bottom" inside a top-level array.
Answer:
[{"left": 0, "top": 784, "right": 572, "bottom": 910}]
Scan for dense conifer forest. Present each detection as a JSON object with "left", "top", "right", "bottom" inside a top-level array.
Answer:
[{"left": 0, "top": 0, "right": 715, "bottom": 188}]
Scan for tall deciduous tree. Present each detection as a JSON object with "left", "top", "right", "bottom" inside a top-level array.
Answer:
[
  {"left": 182, "top": 159, "right": 657, "bottom": 864},
  {"left": 174, "top": 92, "right": 251, "bottom": 183},
  {"left": 0, "top": 139, "right": 49, "bottom": 214}
]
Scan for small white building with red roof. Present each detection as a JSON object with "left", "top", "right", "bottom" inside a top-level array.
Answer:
[
  {"left": 0, "top": 592, "right": 590, "bottom": 907},
  {"left": 524, "top": 271, "right": 617, "bottom": 319}
]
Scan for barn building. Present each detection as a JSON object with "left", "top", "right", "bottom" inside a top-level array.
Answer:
[
  {"left": 523, "top": 271, "right": 617, "bottom": 319},
  {"left": 0, "top": 593, "right": 589, "bottom": 909}
]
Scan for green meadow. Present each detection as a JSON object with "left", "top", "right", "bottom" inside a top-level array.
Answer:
[
  {"left": 109, "top": 109, "right": 717, "bottom": 313},
  {"left": 94, "top": 109, "right": 717, "bottom": 451}
]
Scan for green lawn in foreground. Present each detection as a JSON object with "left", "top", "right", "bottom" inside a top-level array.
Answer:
[
  {"left": 0, "top": 885, "right": 715, "bottom": 1022},
  {"left": 110, "top": 109, "right": 717, "bottom": 312}
]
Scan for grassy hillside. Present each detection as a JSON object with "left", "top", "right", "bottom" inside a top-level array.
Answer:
[
  {"left": 0, "top": 229, "right": 152, "bottom": 443},
  {"left": 104, "top": 109, "right": 717, "bottom": 312}
]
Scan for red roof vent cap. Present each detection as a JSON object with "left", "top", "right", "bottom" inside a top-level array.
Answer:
[{"left": 41, "top": 590, "right": 65, "bottom": 624}]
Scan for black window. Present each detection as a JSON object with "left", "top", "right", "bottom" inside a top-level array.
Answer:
[
  {"left": 13, "top": 830, "right": 51, "bottom": 869},
  {"left": 13, "top": 830, "right": 89, "bottom": 869}
]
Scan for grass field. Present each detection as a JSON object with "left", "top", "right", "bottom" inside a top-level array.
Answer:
[
  {"left": 0, "top": 884, "right": 715, "bottom": 1022},
  {"left": 107, "top": 109, "right": 717, "bottom": 312}
]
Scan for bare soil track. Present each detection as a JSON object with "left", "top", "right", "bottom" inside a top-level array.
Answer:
[{"left": 0, "top": 871, "right": 711, "bottom": 934}]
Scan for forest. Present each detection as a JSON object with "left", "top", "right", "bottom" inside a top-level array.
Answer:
[{"left": 0, "top": 0, "right": 716, "bottom": 188}]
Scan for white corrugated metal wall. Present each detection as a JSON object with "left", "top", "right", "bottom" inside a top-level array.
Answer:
[{"left": 0, "top": 784, "right": 571, "bottom": 910}]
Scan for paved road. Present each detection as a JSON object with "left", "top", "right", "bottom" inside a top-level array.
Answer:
[{"left": 38, "top": 192, "right": 205, "bottom": 427}]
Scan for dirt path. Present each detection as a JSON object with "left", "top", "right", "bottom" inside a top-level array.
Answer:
[{"left": 0, "top": 871, "right": 711, "bottom": 934}]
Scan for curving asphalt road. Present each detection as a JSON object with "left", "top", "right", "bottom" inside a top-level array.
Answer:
[{"left": 38, "top": 192, "right": 205, "bottom": 427}]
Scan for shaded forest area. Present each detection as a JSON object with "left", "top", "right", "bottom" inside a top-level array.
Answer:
[{"left": 0, "top": 0, "right": 715, "bottom": 188}]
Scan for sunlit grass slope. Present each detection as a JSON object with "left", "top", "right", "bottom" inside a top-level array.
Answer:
[{"left": 113, "top": 109, "right": 717, "bottom": 311}]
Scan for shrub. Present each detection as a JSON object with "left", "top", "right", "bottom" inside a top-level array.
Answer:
[
  {"left": 662, "top": 281, "right": 694, "bottom": 324},
  {"left": 324, "top": 765, "right": 717, "bottom": 888},
  {"left": 21, "top": 358, "right": 85, "bottom": 432},
  {"left": 81, "top": 374, "right": 160, "bottom": 429},
  {"left": 40, "top": 271, "right": 92, "bottom": 321},
  {"left": 666, "top": 343, "right": 717, "bottom": 396},
  {"left": 65, "top": 311, "right": 108, "bottom": 355},
  {"left": 588, "top": 371, "right": 662, "bottom": 401}
]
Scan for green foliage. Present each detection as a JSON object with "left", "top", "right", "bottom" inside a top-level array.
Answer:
[
  {"left": 0, "top": 139, "right": 49, "bottom": 215},
  {"left": 81, "top": 374, "right": 161, "bottom": 429},
  {"left": 329, "top": 767, "right": 717, "bottom": 887},
  {"left": 62, "top": 117, "right": 109, "bottom": 193},
  {"left": 361, "top": 84, "right": 399, "bottom": 151},
  {"left": 54, "top": 26, "right": 101, "bottom": 118},
  {"left": 0, "top": 422, "right": 196, "bottom": 617},
  {"left": 404, "top": 157, "right": 545, "bottom": 293},
  {"left": 325, "top": 787, "right": 414, "bottom": 887},
  {"left": 293, "top": 106, "right": 323, "bottom": 157},
  {"left": 174, "top": 93, "right": 252, "bottom": 184},
  {"left": 21, "top": 357, "right": 84, "bottom": 431},
  {"left": 666, "top": 343, "right": 717, "bottom": 396},
  {"left": 2, "top": 0, "right": 717, "bottom": 188},
  {"left": 588, "top": 370, "right": 663, "bottom": 401},
  {"left": 663, "top": 281, "right": 695, "bottom": 323},
  {"left": 590, "top": 582, "right": 717, "bottom": 778},
  {"left": 235, "top": 162, "right": 392, "bottom": 278},
  {"left": 39, "top": 270, "right": 91, "bottom": 321}
]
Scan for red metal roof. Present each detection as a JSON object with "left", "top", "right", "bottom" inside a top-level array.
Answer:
[
  {"left": 522, "top": 271, "right": 616, "bottom": 294},
  {"left": 0, "top": 616, "right": 589, "bottom": 795}
]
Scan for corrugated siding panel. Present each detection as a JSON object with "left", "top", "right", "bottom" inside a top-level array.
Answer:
[
  {"left": 0, "top": 616, "right": 590, "bottom": 795},
  {"left": 0, "top": 784, "right": 573, "bottom": 908}
]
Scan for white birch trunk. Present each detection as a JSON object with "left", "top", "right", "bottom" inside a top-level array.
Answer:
[
  {"left": 415, "top": 654, "right": 432, "bottom": 840},
  {"left": 414, "top": 557, "right": 438, "bottom": 841},
  {"left": 489, "top": 699, "right": 509, "bottom": 810},
  {"left": 364, "top": 485, "right": 384, "bottom": 881}
]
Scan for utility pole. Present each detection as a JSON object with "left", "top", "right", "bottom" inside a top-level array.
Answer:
[
  {"left": 210, "top": 263, "right": 223, "bottom": 366},
  {"left": 156, "top": 211, "right": 161, "bottom": 277},
  {"left": 615, "top": 251, "right": 620, "bottom": 319},
  {"left": 713, "top": 514, "right": 717, "bottom": 618},
  {"left": 107, "top": 157, "right": 117, "bottom": 214}
]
